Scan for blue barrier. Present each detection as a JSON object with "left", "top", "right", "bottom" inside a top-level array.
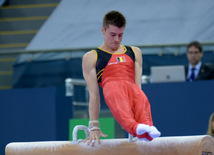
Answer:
[
  {"left": 0, "top": 86, "right": 72, "bottom": 155},
  {"left": 1, "top": 80, "right": 214, "bottom": 155}
]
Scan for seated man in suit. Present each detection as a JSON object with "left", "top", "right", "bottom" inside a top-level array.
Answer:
[{"left": 185, "top": 41, "right": 214, "bottom": 81}]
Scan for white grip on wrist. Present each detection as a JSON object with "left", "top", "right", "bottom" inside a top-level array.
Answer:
[{"left": 89, "top": 120, "right": 100, "bottom": 131}]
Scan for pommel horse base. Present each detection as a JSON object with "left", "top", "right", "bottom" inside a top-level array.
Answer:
[{"left": 5, "top": 125, "right": 214, "bottom": 155}]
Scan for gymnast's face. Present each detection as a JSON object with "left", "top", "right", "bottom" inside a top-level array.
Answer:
[
  {"left": 101, "top": 24, "right": 124, "bottom": 51},
  {"left": 186, "top": 46, "right": 203, "bottom": 67}
]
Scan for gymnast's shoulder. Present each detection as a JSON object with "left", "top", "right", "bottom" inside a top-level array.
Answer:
[{"left": 82, "top": 50, "right": 97, "bottom": 65}]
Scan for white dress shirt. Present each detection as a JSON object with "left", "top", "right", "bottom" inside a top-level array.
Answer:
[{"left": 187, "top": 61, "right": 202, "bottom": 80}]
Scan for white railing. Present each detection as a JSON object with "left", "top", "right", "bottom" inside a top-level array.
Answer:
[
  {"left": 1, "top": 42, "right": 214, "bottom": 55},
  {"left": 65, "top": 78, "right": 89, "bottom": 106}
]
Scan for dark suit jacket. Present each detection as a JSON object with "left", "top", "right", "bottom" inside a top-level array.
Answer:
[{"left": 185, "top": 63, "right": 214, "bottom": 81}]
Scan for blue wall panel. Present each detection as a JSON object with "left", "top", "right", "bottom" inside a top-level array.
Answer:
[
  {"left": 142, "top": 80, "right": 214, "bottom": 136},
  {"left": 1, "top": 81, "right": 213, "bottom": 155},
  {"left": 0, "top": 86, "right": 73, "bottom": 155}
]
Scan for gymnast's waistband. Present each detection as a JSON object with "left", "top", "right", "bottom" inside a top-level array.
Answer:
[{"left": 101, "top": 77, "right": 135, "bottom": 87}]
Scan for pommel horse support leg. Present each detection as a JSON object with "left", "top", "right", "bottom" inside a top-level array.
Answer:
[{"left": 5, "top": 125, "right": 214, "bottom": 155}]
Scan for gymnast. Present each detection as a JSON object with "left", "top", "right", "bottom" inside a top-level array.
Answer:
[{"left": 82, "top": 10, "right": 161, "bottom": 147}]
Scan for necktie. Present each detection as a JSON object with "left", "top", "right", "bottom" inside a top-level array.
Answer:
[{"left": 189, "top": 68, "right": 196, "bottom": 81}]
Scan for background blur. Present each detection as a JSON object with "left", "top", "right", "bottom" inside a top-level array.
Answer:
[{"left": 0, "top": 0, "right": 214, "bottom": 155}]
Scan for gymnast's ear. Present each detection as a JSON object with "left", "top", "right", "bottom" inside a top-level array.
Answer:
[{"left": 101, "top": 27, "right": 105, "bottom": 35}]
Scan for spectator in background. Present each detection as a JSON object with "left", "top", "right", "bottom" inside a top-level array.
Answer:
[
  {"left": 207, "top": 113, "right": 214, "bottom": 138},
  {"left": 185, "top": 41, "right": 214, "bottom": 82}
]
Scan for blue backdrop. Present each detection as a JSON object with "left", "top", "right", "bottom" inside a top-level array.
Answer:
[
  {"left": 1, "top": 80, "right": 214, "bottom": 155},
  {"left": 142, "top": 80, "right": 214, "bottom": 136},
  {"left": 0, "top": 86, "right": 72, "bottom": 155}
]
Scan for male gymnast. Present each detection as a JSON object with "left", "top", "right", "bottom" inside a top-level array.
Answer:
[{"left": 82, "top": 10, "right": 161, "bottom": 146}]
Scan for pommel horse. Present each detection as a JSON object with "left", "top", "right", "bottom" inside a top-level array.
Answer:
[{"left": 5, "top": 125, "right": 214, "bottom": 155}]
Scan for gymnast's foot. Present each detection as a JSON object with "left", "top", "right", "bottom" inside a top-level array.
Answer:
[
  {"left": 136, "top": 124, "right": 151, "bottom": 135},
  {"left": 148, "top": 126, "right": 161, "bottom": 139},
  {"left": 136, "top": 124, "right": 161, "bottom": 141}
]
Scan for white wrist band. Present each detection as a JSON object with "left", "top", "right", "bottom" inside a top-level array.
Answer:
[
  {"left": 90, "top": 127, "right": 101, "bottom": 131},
  {"left": 89, "top": 120, "right": 100, "bottom": 129}
]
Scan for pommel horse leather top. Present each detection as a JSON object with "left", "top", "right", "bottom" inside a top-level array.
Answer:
[{"left": 5, "top": 135, "right": 214, "bottom": 155}]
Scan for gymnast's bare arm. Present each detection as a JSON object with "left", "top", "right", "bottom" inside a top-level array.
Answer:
[
  {"left": 82, "top": 51, "right": 108, "bottom": 146},
  {"left": 133, "top": 46, "right": 143, "bottom": 89}
]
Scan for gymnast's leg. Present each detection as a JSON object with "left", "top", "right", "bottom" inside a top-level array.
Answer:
[
  {"left": 133, "top": 85, "right": 161, "bottom": 140},
  {"left": 103, "top": 81, "right": 160, "bottom": 141}
]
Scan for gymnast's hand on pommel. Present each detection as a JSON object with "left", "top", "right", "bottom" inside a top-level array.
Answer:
[{"left": 83, "top": 129, "right": 108, "bottom": 147}]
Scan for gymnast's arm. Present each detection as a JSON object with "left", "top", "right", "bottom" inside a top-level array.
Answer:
[
  {"left": 82, "top": 51, "right": 108, "bottom": 146},
  {"left": 133, "top": 47, "right": 143, "bottom": 89}
]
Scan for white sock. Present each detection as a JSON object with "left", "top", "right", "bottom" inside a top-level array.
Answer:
[
  {"left": 148, "top": 126, "right": 161, "bottom": 138},
  {"left": 136, "top": 124, "right": 151, "bottom": 135}
]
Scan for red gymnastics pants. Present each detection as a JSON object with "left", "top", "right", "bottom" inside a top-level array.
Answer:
[{"left": 103, "top": 80, "right": 153, "bottom": 140}]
